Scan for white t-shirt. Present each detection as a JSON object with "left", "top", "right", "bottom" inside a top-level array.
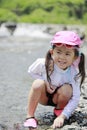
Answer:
[{"left": 28, "top": 58, "right": 80, "bottom": 119}]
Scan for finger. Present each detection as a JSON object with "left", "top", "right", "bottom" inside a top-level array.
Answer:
[{"left": 52, "top": 121, "right": 62, "bottom": 129}]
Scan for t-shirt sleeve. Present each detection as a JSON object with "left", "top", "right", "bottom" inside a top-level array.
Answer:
[
  {"left": 28, "top": 58, "right": 45, "bottom": 80},
  {"left": 62, "top": 80, "right": 80, "bottom": 119},
  {"left": 62, "top": 66, "right": 80, "bottom": 119}
]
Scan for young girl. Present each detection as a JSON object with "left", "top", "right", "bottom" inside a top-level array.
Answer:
[{"left": 24, "top": 31, "right": 85, "bottom": 129}]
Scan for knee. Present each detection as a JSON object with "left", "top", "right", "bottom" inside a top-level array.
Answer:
[
  {"left": 58, "top": 84, "right": 73, "bottom": 101},
  {"left": 32, "top": 79, "right": 45, "bottom": 91}
]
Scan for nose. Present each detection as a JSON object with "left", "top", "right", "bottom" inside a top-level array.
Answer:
[{"left": 59, "top": 53, "right": 66, "bottom": 59}]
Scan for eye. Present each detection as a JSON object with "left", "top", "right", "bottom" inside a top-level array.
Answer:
[
  {"left": 56, "top": 49, "right": 61, "bottom": 54},
  {"left": 57, "top": 51, "right": 61, "bottom": 54},
  {"left": 66, "top": 53, "right": 70, "bottom": 56}
]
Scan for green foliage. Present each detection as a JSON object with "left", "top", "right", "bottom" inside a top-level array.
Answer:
[
  {"left": 19, "top": 9, "right": 49, "bottom": 23},
  {"left": 0, "top": 0, "right": 87, "bottom": 24},
  {"left": 0, "top": 8, "right": 18, "bottom": 22}
]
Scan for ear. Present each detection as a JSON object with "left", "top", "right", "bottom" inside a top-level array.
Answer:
[{"left": 49, "top": 49, "right": 53, "bottom": 54}]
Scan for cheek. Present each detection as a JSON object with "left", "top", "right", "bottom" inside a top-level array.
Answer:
[
  {"left": 51, "top": 55, "right": 55, "bottom": 60},
  {"left": 51, "top": 55, "right": 57, "bottom": 62},
  {"left": 69, "top": 56, "right": 75, "bottom": 64},
  {"left": 72, "top": 55, "right": 76, "bottom": 62}
]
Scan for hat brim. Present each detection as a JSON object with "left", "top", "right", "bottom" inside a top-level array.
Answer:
[{"left": 51, "top": 40, "right": 80, "bottom": 46}]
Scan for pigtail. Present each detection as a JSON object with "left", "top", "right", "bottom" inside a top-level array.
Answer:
[
  {"left": 78, "top": 53, "right": 86, "bottom": 86},
  {"left": 45, "top": 50, "right": 54, "bottom": 84}
]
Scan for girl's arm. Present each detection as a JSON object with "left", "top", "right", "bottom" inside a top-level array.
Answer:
[
  {"left": 61, "top": 80, "right": 80, "bottom": 119},
  {"left": 28, "top": 58, "right": 45, "bottom": 80}
]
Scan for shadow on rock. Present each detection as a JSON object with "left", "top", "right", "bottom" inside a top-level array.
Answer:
[{"left": 65, "top": 111, "right": 87, "bottom": 127}]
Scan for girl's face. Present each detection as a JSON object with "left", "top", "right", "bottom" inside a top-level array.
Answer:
[{"left": 50, "top": 45, "right": 77, "bottom": 70}]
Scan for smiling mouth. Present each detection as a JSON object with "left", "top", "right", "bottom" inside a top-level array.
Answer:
[{"left": 58, "top": 61, "right": 66, "bottom": 65}]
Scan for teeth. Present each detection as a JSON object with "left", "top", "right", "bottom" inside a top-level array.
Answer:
[
  {"left": 59, "top": 61, "right": 64, "bottom": 63},
  {"left": 59, "top": 61, "right": 65, "bottom": 65}
]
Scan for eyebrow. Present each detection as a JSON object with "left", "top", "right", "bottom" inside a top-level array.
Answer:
[
  {"left": 55, "top": 48, "right": 61, "bottom": 51},
  {"left": 55, "top": 48, "right": 73, "bottom": 54}
]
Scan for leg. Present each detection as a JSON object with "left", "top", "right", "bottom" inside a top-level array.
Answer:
[
  {"left": 24, "top": 79, "right": 48, "bottom": 129},
  {"left": 53, "top": 84, "right": 73, "bottom": 109},
  {"left": 27, "top": 79, "right": 48, "bottom": 118}
]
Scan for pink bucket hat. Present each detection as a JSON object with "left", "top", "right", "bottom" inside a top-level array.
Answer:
[{"left": 51, "top": 31, "right": 82, "bottom": 46}]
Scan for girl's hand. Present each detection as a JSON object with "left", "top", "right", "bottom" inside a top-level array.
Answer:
[
  {"left": 45, "top": 81, "right": 56, "bottom": 94},
  {"left": 51, "top": 114, "right": 66, "bottom": 129}
]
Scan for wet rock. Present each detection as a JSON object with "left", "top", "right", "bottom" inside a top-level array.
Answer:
[{"left": 5, "top": 22, "right": 17, "bottom": 35}]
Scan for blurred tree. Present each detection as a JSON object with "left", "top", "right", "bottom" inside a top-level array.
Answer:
[{"left": 74, "top": 4, "right": 83, "bottom": 19}]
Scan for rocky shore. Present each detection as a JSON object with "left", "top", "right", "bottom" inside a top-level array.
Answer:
[
  {"left": 0, "top": 24, "right": 87, "bottom": 130},
  {"left": 0, "top": 77, "right": 87, "bottom": 130}
]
